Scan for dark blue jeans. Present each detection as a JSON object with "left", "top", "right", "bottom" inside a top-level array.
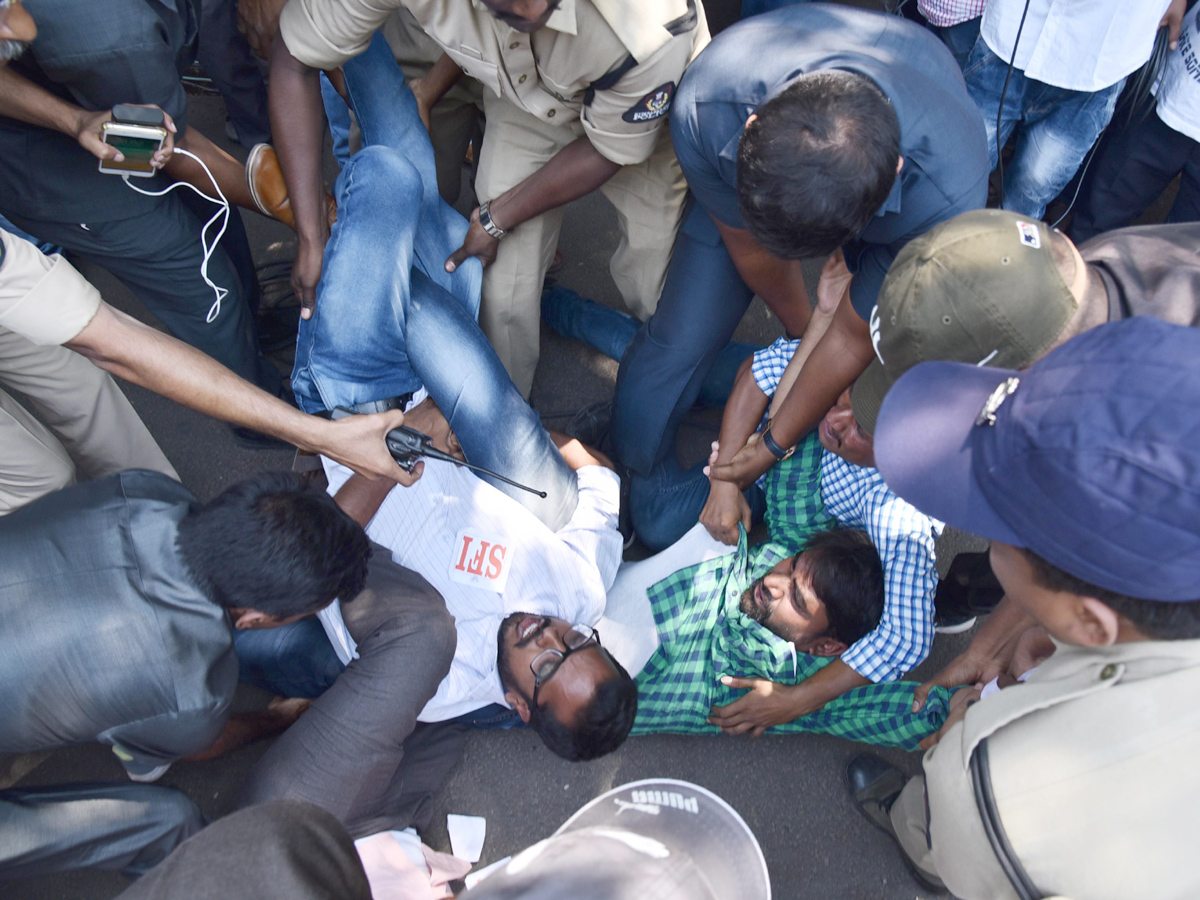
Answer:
[
  {"left": 1071, "top": 110, "right": 1200, "bottom": 242},
  {"left": 234, "top": 618, "right": 345, "bottom": 700},
  {"left": 543, "top": 283, "right": 765, "bottom": 550},
  {"left": 937, "top": 16, "right": 981, "bottom": 71}
]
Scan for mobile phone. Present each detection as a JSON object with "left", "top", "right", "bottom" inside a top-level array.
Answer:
[
  {"left": 98, "top": 121, "right": 167, "bottom": 177},
  {"left": 111, "top": 104, "right": 166, "bottom": 128}
]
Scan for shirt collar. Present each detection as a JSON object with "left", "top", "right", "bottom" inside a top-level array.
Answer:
[
  {"left": 877, "top": 167, "right": 903, "bottom": 217},
  {"left": 545, "top": 0, "right": 577, "bottom": 35}
]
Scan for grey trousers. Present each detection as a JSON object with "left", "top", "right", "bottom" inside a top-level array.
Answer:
[
  {"left": 0, "top": 782, "right": 203, "bottom": 880},
  {"left": 239, "top": 549, "right": 458, "bottom": 837},
  {"left": 116, "top": 801, "right": 371, "bottom": 900}
]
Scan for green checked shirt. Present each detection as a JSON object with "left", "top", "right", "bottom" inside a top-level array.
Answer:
[{"left": 630, "top": 433, "right": 951, "bottom": 750}]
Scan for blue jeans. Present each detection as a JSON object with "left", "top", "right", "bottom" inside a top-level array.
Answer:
[
  {"left": 291, "top": 34, "right": 577, "bottom": 530},
  {"left": 937, "top": 16, "right": 981, "bottom": 71},
  {"left": 320, "top": 72, "right": 354, "bottom": 169},
  {"left": 963, "top": 38, "right": 1125, "bottom": 219},
  {"left": 543, "top": 284, "right": 765, "bottom": 551},
  {"left": 234, "top": 618, "right": 345, "bottom": 699},
  {"left": 235, "top": 616, "right": 523, "bottom": 729}
]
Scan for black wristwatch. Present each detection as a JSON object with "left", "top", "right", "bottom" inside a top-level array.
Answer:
[
  {"left": 478, "top": 200, "right": 507, "bottom": 240},
  {"left": 761, "top": 427, "right": 795, "bottom": 461}
]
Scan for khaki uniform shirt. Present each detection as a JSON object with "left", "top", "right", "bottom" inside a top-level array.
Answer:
[
  {"left": 922, "top": 637, "right": 1200, "bottom": 900},
  {"left": 280, "top": 0, "right": 709, "bottom": 166},
  {"left": 0, "top": 230, "right": 101, "bottom": 346}
]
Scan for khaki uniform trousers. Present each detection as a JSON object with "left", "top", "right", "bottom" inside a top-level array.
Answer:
[
  {"left": 475, "top": 92, "right": 688, "bottom": 397},
  {"left": 0, "top": 327, "right": 176, "bottom": 514}
]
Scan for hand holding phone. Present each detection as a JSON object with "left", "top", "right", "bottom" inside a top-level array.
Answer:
[{"left": 90, "top": 104, "right": 176, "bottom": 176}]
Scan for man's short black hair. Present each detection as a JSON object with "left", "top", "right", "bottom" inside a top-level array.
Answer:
[
  {"left": 737, "top": 70, "right": 900, "bottom": 260},
  {"left": 803, "top": 528, "right": 885, "bottom": 646},
  {"left": 528, "top": 650, "right": 638, "bottom": 762},
  {"left": 1022, "top": 548, "right": 1200, "bottom": 640},
  {"left": 178, "top": 471, "right": 371, "bottom": 618}
]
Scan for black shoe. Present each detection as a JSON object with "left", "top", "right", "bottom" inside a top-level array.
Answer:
[
  {"left": 846, "top": 755, "right": 947, "bottom": 893},
  {"left": 566, "top": 400, "right": 613, "bottom": 449},
  {"left": 935, "top": 551, "right": 1003, "bottom": 633},
  {"left": 618, "top": 468, "right": 636, "bottom": 551}
]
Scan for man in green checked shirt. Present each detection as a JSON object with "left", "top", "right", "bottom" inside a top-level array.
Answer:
[{"left": 607, "top": 433, "right": 952, "bottom": 750}]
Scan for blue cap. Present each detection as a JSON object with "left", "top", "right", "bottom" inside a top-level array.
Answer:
[{"left": 874, "top": 317, "right": 1200, "bottom": 602}]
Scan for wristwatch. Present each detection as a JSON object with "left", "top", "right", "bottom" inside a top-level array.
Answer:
[
  {"left": 761, "top": 426, "right": 795, "bottom": 461},
  {"left": 478, "top": 200, "right": 508, "bottom": 240}
]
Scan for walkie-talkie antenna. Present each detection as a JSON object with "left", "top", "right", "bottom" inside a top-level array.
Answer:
[{"left": 420, "top": 446, "right": 547, "bottom": 497}]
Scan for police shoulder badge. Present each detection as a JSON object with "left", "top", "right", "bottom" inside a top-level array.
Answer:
[{"left": 623, "top": 82, "right": 675, "bottom": 123}]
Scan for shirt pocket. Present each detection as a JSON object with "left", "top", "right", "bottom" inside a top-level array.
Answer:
[
  {"left": 442, "top": 44, "right": 503, "bottom": 99},
  {"left": 538, "top": 69, "right": 585, "bottom": 108}
]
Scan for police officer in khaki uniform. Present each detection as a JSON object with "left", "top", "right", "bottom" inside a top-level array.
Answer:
[
  {"left": 269, "top": 0, "right": 708, "bottom": 396},
  {"left": 846, "top": 317, "right": 1200, "bottom": 899}
]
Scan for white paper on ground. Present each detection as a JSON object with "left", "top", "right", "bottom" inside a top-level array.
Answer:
[{"left": 446, "top": 814, "right": 486, "bottom": 863}]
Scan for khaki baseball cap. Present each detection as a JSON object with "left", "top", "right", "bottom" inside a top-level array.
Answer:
[{"left": 851, "top": 209, "right": 1078, "bottom": 434}]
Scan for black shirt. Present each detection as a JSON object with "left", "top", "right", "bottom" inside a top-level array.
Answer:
[{"left": 0, "top": 0, "right": 196, "bottom": 222}]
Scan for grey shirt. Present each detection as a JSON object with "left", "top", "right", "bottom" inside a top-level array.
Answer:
[
  {"left": 1081, "top": 222, "right": 1200, "bottom": 326},
  {"left": 0, "top": 470, "right": 236, "bottom": 777}
]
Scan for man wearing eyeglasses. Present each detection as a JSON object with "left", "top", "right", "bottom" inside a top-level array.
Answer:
[{"left": 312, "top": 419, "right": 637, "bottom": 763}]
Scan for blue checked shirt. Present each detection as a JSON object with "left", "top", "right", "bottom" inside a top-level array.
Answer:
[
  {"left": 751, "top": 337, "right": 943, "bottom": 683},
  {"left": 820, "top": 453, "right": 942, "bottom": 682}
]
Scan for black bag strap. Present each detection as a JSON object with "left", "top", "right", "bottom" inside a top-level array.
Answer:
[
  {"left": 584, "top": 54, "right": 639, "bottom": 107},
  {"left": 970, "top": 739, "right": 1044, "bottom": 900}
]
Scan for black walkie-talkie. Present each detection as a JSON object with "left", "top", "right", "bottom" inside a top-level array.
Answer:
[{"left": 332, "top": 407, "right": 547, "bottom": 497}]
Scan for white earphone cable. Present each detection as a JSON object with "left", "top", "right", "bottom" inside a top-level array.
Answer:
[{"left": 121, "top": 147, "right": 229, "bottom": 323}]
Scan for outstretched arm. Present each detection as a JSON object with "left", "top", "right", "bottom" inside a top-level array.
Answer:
[{"left": 66, "top": 302, "right": 413, "bottom": 482}]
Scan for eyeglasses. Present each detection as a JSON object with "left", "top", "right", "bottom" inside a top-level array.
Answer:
[{"left": 529, "top": 623, "right": 600, "bottom": 704}]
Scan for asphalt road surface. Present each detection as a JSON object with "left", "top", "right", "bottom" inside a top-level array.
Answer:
[{"left": 4, "top": 25, "right": 1179, "bottom": 898}]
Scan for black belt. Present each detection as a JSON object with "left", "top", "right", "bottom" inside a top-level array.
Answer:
[{"left": 320, "top": 393, "right": 413, "bottom": 417}]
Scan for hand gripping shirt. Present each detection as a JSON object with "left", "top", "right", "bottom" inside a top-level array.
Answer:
[{"left": 631, "top": 434, "right": 951, "bottom": 749}]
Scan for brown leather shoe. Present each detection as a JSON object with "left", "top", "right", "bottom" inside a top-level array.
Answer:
[
  {"left": 247, "top": 143, "right": 293, "bottom": 228},
  {"left": 246, "top": 143, "right": 337, "bottom": 231}
]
